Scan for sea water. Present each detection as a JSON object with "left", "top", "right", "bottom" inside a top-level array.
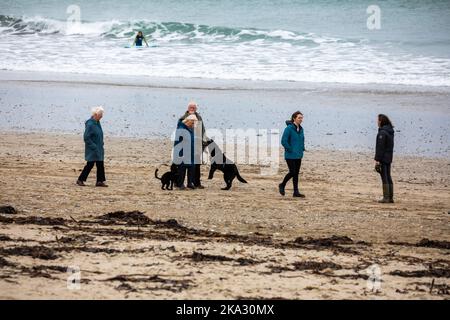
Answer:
[{"left": 0, "top": 0, "right": 449, "bottom": 86}]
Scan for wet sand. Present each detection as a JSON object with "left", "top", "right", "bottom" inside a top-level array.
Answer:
[
  {"left": 0, "top": 132, "right": 449, "bottom": 299},
  {"left": 1, "top": 70, "right": 449, "bottom": 157}
]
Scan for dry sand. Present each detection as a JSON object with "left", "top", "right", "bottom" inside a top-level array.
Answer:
[{"left": 0, "top": 131, "right": 449, "bottom": 299}]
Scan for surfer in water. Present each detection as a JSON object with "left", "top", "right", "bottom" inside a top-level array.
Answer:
[{"left": 133, "top": 31, "right": 149, "bottom": 47}]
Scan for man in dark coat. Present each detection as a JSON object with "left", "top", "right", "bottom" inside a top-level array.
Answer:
[{"left": 76, "top": 106, "right": 108, "bottom": 187}]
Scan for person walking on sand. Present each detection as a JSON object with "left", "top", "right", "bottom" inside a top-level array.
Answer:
[
  {"left": 374, "top": 114, "right": 395, "bottom": 203},
  {"left": 173, "top": 114, "right": 198, "bottom": 190},
  {"left": 76, "top": 106, "right": 108, "bottom": 187},
  {"left": 279, "top": 111, "right": 305, "bottom": 198},
  {"left": 179, "top": 101, "right": 208, "bottom": 189}
]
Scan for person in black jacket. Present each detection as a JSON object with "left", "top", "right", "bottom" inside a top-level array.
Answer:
[{"left": 374, "top": 114, "right": 395, "bottom": 203}]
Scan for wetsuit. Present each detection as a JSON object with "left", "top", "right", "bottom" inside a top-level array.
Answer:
[{"left": 135, "top": 35, "right": 144, "bottom": 46}]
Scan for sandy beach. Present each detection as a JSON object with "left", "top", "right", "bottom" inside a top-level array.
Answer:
[{"left": 0, "top": 131, "right": 449, "bottom": 299}]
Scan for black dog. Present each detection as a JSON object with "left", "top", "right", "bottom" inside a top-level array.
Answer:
[
  {"left": 155, "top": 163, "right": 179, "bottom": 190},
  {"left": 206, "top": 140, "right": 248, "bottom": 190}
]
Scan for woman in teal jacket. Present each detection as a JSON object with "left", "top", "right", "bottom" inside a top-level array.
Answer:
[
  {"left": 173, "top": 114, "right": 198, "bottom": 189},
  {"left": 76, "top": 106, "right": 107, "bottom": 187},
  {"left": 279, "top": 111, "right": 305, "bottom": 197}
]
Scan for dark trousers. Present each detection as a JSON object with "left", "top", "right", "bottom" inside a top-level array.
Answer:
[
  {"left": 379, "top": 162, "right": 394, "bottom": 199},
  {"left": 281, "top": 158, "right": 302, "bottom": 192},
  {"left": 177, "top": 164, "right": 195, "bottom": 187},
  {"left": 193, "top": 164, "right": 202, "bottom": 187},
  {"left": 78, "top": 161, "right": 106, "bottom": 183}
]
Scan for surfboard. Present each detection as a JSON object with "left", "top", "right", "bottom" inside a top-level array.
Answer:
[{"left": 124, "top": 45, "right": 157, "bottom": 48}]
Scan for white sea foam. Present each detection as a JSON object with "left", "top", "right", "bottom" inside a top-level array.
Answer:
[{"left": 0, "top": 15, "right": 449, "bottom": 87}]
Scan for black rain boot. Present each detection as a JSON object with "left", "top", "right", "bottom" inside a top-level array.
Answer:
[
  {"left": 378, "top": 184, "right": 390, "bottom": 203},
  {"left": 389, "top": 184, "right": 394, "bottom": 203},
  {"left": 293, "top": 188, "right": 305, "bottom": 198},
  {"left": 278, "top": 183, "right": 286, "bottom": 196}
]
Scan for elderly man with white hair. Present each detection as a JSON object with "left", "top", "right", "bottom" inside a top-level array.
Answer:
[
  {"left": 178, "top": 101, "right": 209, "bottom": 189},
  {"left": 76, "top": 106, "right": 108, "bottom": 187}
]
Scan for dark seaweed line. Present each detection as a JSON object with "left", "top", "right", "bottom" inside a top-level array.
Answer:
[
  {"left": 2, "top": 213, "right": 448, "bottom": 255},
  {"left": 0, "top": 213, "right": 356, "bottom": 254}
]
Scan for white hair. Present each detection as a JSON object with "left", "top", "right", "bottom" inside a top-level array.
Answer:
[
  {"left": 183, "top": 114, "right": 198, "bottom": 123},
  {"left": 187, "top": 101, "right": 197, "bottom": 109},
  {"left": 91, "top": 106, "right": 105, "bottom": 116}
]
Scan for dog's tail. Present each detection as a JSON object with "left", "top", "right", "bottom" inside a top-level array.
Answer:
[
  {"left": 236, "top": 171, "right": 248, "bottom": 184},
  {"left": 154, "top": 168, "right": 162, "bottom": 180}
]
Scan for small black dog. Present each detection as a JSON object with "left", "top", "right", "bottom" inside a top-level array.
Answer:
[
  {"left": 206, "top": 140, "right": 248, "bottom": 190},
  {"left": 155, "top": 163, "right": 179, "bottom": 190}
]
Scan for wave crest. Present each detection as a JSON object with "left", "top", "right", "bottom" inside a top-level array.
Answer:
[{"left": 0, "top": 14, "right": 344, "bottom": 45}]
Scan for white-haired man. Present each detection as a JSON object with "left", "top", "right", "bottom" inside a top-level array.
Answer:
[{"left": 76, "top": 106, "right": 108, "bottom": 187}]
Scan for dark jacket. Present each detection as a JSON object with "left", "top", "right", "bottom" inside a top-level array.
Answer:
[
  {"left": 281, "top": 120, "right": 305, "bottom": 160},
  {"left": 375, "top": 125, "right": 394, "bottom": 164},
  {"left": 84, "top": 117, "right": 104, "bottom": 162},
  {"left": 173, "top": 121, "right": 196, "bottom": 166}
]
